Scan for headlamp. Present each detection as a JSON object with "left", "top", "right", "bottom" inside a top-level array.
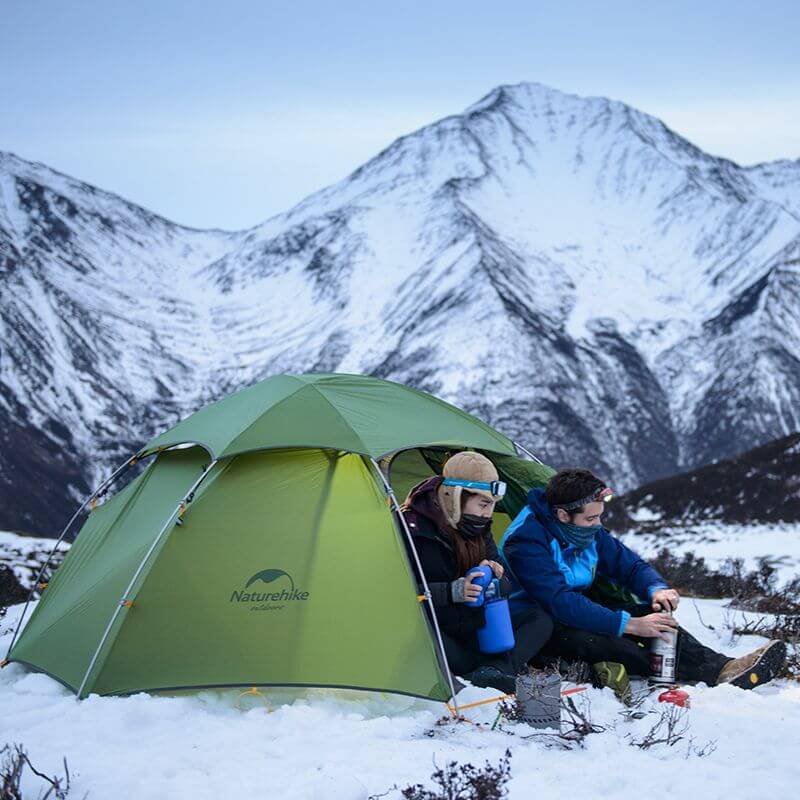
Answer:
[
  {"left": 556, "top": 485, "right": 614, "bottom": 511},
  {"left": 441, "top": 478, "right": 507, "bottom": 498}
]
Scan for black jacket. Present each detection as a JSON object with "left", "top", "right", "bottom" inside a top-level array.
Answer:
[{"left": 401, "top": 476, "right": 505, "bottom": 639}]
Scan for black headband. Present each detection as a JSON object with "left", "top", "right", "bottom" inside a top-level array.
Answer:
[{"left": 554, "top": 486, "right": 614, "bottom": 512}]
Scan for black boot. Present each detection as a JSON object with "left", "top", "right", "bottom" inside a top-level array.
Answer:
[{"left": 466, "top": 666, "right": 516, "bottom": 694}]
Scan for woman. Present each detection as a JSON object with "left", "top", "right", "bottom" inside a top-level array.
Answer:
[{"left": 401, "top": 451, "right": 553, "bottom": 694}]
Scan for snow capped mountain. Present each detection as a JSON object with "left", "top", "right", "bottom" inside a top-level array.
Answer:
[
  {"left": 2, "top": 83, "right": 800, "bottom": 535},
  {"left": 744, "top": 158, "right": 800, "bottom": 219},
  {"left": 0, "top": 152, "right": 242, "bottom": 532}
]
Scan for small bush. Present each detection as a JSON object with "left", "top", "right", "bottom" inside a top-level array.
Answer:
[
  {"left": 626, "top": 705, "right": 717, "bottom": 757},
  {"left": 369, "top": 750, "right": 512, "bottom": 800},
  {"left": 1, "top": 744, "right": 72, "bottom": 800},
  {"left": 648, "top": 550, "right": 800, "bottom": 615}
]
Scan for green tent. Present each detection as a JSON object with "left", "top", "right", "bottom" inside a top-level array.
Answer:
[{"left": 5, "top": 373, "right": 553, "bottom": 704}]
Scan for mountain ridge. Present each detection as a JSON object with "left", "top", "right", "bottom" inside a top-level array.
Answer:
[
  {"left": 606, "top": 431, "right": 800, "bottom": 528},
  {"left": 2, "top": 81, "right": 799, "bottom": 534}
]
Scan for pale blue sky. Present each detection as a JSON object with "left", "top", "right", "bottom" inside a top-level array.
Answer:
[{"left": 2, "top": 0, "right": 798, "bottom": 229}]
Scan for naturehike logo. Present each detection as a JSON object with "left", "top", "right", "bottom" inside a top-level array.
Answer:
[{"left": 230, "top": 569, "right": 310, "bottom": 611}]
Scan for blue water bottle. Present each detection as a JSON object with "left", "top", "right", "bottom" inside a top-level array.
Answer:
[
  {"left": 473, "top": 573, "right": 515, "bottom": 654},
  {"left": 464, "top": 565, "right": 494, "bottom": 607},
  {"left": 477, "top": 594, "right": 515, "bottom": 653}
]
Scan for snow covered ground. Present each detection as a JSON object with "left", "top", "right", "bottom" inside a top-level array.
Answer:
[
  {"left": 618, "top": 521, "right": 800, "bottom": 584},
  {"left": 1, "top": 596, "right": 798, "bottom": 799}
]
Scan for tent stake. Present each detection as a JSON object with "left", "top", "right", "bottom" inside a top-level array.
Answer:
[
  {"left": 76, "top": 459, "right": 218, "bottom": 699},
  {"left": 367, "top": 457, "right": 461, "bottom": 717},
  {"left": 3, "top": 453, "right": 140, "bottom": 662}
]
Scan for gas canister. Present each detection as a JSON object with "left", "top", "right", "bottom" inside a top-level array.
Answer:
[{"left": 649, "top": 611, "right": 678, "bottom": 684}]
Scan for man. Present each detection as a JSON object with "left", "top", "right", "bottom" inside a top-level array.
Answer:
[{"left": 498, "top": 468, "right": 786, "bottom": 690}]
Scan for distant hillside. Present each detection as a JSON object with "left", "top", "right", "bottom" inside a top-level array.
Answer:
[{"left": 606, "top": 432, "right": 800, "bottom": 529}]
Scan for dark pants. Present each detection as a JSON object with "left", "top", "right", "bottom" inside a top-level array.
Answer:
[
  {"left": 442, "top": 608, "right": 554, "bottom": 678},
  {"left": 545, "top": 603, "right": 731, "bottom": 685}
]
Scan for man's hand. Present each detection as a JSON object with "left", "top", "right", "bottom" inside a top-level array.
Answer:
[
  {"left": 651, "top": 588, "right": 680, "bottom": 612},
  {"left": 625, "top": 612, "right": 678, "bottom": 641},
  {"left": 480, "top": 559, "right": 504, "bottom": 578}
]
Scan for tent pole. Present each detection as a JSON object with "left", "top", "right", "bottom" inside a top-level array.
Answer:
[
  {"left": 3, "top": 453, "right": 140, "bottom": 663},
  {"left": 367, "top": 457, "right": 461, "bottom": 716},
  {"left": 75, "top": 459, "right": 218, "bottom": 699},
  {"left": 513, "top": 440, "right": 544, "bottom": 465}
]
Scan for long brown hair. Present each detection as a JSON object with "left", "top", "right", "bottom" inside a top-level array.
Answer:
[{"left": 449, "top": 492, "right": 488, "bottom": 576}]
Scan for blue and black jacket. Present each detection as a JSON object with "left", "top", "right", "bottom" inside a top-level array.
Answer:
[{"left": 498, "top": 488, "right": 668, "bottom": 637}]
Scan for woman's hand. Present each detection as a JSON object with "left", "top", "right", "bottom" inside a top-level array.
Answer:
[
  {"left": 480, "top": 559, "right": 504, "bottom": 578},
  {"left": 651, "top": 588, "right": 680, "bottom": 612},
  {"left": 462, "top": 571, "right": 485, "bottom": 603},
  {"left": 625, "top": 612, "right": 678, "bottom": 641}
]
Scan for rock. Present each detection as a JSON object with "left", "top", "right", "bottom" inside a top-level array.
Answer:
[{"left": 0, "top": 564, "right": 28, "bottom": 608}]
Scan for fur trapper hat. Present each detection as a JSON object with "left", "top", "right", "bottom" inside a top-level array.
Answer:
[{"left": 436, "top": 451, "right": 501, "bottom": 527}]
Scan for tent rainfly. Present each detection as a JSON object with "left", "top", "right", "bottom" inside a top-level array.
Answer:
[{"left": 4, "top": 373, "right": 552, "bottom": 709}]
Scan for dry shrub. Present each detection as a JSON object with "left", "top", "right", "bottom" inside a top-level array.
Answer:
[
  {"left": 1, "top": 744, "right": 73, "bottom": 800},
  {"left": 369, "top": 750, "right": 512, "bottom": 800}
]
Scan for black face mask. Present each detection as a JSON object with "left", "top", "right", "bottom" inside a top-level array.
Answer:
[{"left": 458, "top": 513, "right": 492, "bottom": 539}]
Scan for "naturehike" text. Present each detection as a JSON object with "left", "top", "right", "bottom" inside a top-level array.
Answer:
[{"left": 230, "top": 588, "right": 309, "bottom": 603}]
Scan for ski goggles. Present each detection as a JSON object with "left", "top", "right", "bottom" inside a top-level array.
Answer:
[
  {"left": 555, "top": 485, "right": 614, "bottom": 511},
  {"left": 441, "top": 478, "right": 507, "bottom": 498}
]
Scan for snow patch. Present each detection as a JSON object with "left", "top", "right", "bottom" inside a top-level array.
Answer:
[{"left": 629, "top": 506, "right": 663, "bottom": 523}]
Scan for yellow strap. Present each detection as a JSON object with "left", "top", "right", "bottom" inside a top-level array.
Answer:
[
  {"left": 38, "top": 582, "right": 49, "bottom": 590},
  {"left": 0, "top": 660, "right": 9, "bottom": 668},
  {"left": 447, "top": 693, "right": 511, "bottom": 713},
  {"left": 446, "top": 684, "right": 588, "bottom": 715},
  {"left": 416, "top": 594, "right": 427, "bottom": 603},
  {"left": 120, "top": 600, "right": 134, "bottom": 608},
  {"left": 449, "top": 713, "right": 480, "bottom": 726}
]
